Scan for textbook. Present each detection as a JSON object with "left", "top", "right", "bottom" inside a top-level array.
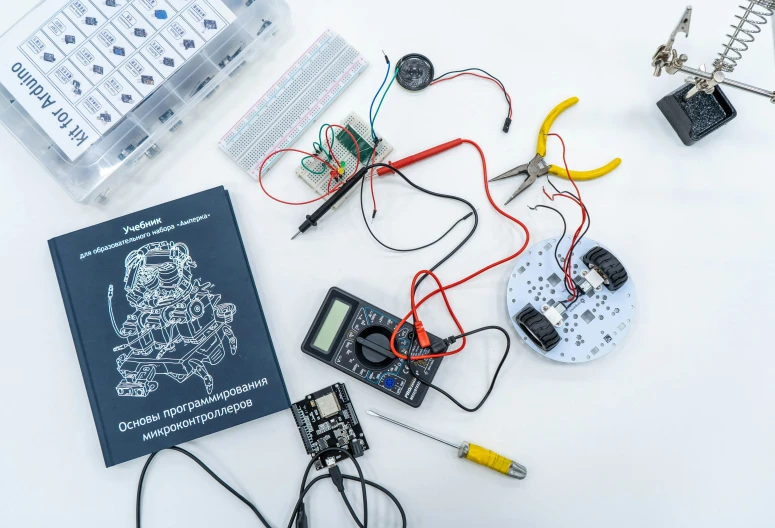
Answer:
[{"left": 49, "top": 187, "right": 289, "bottom": 467}]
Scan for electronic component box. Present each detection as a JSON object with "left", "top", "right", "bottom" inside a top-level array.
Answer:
[{"left": 0, "top": 0, "right": 290, "bottom": 204}]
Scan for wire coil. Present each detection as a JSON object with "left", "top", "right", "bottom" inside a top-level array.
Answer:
[{"left": 714, "top": 1, "right": 775, "bottom": 72}]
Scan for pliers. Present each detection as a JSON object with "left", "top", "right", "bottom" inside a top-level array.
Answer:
[{"left": 491, "top": 97, "right": 622, "bottom": 205}]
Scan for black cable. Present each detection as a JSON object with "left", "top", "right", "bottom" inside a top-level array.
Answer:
[
  {"left": 540, "top": 176, "right": 592, "bottom": 305},
  {"left": 289, "top": 448, "right": 367, "bottom": 528},
  {"left": 528, "top": 204, "right": 568, "bottom": 281},
  {"left": 432, "top": 67, "right": 512, "bottom": 121},
  {"left": 136, "top": 446, "right": 271, "bottom": 528},
  {"left": 357, "top": 164, "right": 506, "bottom": 412},
  {"left": 341, "top": 475, "right": 406, "bottom": 527},
  {"left": 406, "top": 325, "right": 510, "bottom": 413},
  {"left": 136, "top": 446, "right": 405, "bottom": 528},
  {"left": 360, "top": 163, "right": 479, "bottom": 292},
  {"left": 288, "top": 447, "right": 405, "bottom": 528},
  {"left": 360, "top": 172, "right": 474, "bottom": 252}
]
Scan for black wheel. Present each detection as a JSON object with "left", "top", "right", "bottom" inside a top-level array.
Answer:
[
  {"left": 515, "top": 305, "right": 561, "bottom": 352},
  {"left": 582, "top": 246, "right": 629, "bottom": 291}
]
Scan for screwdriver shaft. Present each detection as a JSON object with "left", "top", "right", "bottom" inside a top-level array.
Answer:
[
  {"left": 366, "top": 410, "right": 458, "bottom": 449},
  {"left": 367, "top": 409, "right": 527, "bottom": 480}
]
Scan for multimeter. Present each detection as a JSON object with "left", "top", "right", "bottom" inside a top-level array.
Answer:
[{"left": 302, "top": 288, "right": 446, "bottom": 407}]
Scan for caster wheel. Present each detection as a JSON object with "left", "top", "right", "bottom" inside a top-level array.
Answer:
[
  {"left": 582, "top": 246, "right": 629, "bottom": 291},
  {"left": 514, "top": 304, "right": 561, "bottom": 352}
]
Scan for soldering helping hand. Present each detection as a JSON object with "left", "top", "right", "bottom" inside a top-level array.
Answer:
[{"left": 651, "top": 5, "right": 692, "bottom": 77}]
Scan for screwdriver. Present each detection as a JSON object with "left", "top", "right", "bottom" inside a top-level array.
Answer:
[
  {"left": 366, "top": 410, "right": 527, "bottom": 479},
  {"left": 291, "top": 166, "right": 369, "bottom": 240}
]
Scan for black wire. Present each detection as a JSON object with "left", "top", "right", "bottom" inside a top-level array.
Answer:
[
  {"left": 540, "top": 176, "right": 593, "bottom": 305},
  {"left": 360, "top": 163, "right": 479, "bottom": 292},
  {"left": 136, "top": 446, "right": 405, "bottom": 528},
  {"left": 287, "top": 448, "right": 362, "bottom": 528},
  {"left": 300, "top": 475, "right": 407, "bottom": 528},
  {"left": 360, "top": 172, "right": 474, "bottom": 252},
  {"left": 528, "top": 204, "right": 567, "bottom": 283},
  {"left": 433, "top": 67, "right": 512, "bottom": 119},
  {"left": 406, "top": 325, "right": 510, "bottom": 413},
  {"left": 136, "top": 446, "right": 271, "bottom": 528},
  {"left": 357, "top": 164, "right": 505, "bottom": 412}
]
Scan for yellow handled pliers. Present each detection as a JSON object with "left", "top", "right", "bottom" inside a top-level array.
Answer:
[{"left": 490, "top": 97, "right": 622, "bottom": 205}]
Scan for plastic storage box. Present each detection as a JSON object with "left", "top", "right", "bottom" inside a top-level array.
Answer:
[{"left": 0, "top": 0, "right": 290, "bottom": 204}]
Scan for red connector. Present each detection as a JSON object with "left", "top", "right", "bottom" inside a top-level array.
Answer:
[{"left": 414, "top": 320, "right": 431, "bottom": 349}]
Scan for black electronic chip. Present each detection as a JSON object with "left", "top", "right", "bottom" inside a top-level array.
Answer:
[
  {"left": 291, "top": 383, "right": 369, "bottom": 470},
  {"left": 336, "top": 125, "right": 375, "bottom": 163}
]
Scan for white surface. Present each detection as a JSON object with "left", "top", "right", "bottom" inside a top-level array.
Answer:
[{"left": 1, "top": 0, "right": 774, "bottom": 526}]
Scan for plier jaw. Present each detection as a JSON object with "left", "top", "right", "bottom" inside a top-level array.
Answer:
[
  {"left": 489, "top": 153, "right": 549, "bottom": 205},
  {"left": 490, "top": 97, "right": 622, "bottom": 206}
]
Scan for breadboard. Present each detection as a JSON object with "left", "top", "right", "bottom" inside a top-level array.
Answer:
[
  {"left": 295, "top": 112, "right": 392, "bottom": 204},
  {"left": 507, "top": 237, "right": 636, "bottom": 364},
  {"left": 219, "top": 30, "right": 368, "bottom": 177}
]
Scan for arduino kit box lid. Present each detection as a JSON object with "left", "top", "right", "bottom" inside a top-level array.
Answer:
[{"left": 0, "top": 0, "right": 290, "bottom": 204}]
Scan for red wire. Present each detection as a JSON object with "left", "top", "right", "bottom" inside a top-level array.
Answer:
[
  {"left": 541, "top": 132, "right": 588, "bottom": 302},
  {"left": 256, "top": 125, "right": 361, "bottom": 206},
  {"left": 389, "top": 139, "right": 530, "bottom": 361},
  {"left": 430, "top": 73, "right": 513, "bottom": 118}
]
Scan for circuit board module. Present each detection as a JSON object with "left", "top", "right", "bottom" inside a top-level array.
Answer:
[{"left": 291, "top": 383, "right": 369, "bottom": 470}]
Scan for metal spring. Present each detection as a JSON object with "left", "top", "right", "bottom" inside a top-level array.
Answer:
[{"left": 714, "top": 1, "right": 775, "bottom": 72}]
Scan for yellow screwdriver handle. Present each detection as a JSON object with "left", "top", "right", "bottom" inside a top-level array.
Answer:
[{"left": 458, "top": 442, "right": 527, "bottom": 479}]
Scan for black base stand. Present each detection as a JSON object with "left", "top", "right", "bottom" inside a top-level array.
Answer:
[{"left": 657, "top": 83, "right": 737, "bottom": 146}]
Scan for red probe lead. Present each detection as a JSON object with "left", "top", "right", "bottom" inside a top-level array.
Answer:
[
  {"left": 389, "top": 139, "right": 531, "bottom": 362},
  {"left": 375, "top": 139, "right": 465, "bottom": 176}
]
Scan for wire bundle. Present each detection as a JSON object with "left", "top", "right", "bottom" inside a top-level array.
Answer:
[{"left": 530, "top": 133, "right": 591, "bottom": 306}]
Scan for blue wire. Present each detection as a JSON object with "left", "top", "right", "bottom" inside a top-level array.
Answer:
[{"left": 369, "top": 60, "right": 391, "bottom": 141}]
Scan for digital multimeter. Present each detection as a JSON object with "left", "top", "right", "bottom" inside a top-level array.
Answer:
[{"left": 302, "top": 288, "right": 446, "bottom": 407}]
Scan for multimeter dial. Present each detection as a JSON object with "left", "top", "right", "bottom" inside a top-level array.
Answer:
[{"left": 302, "top": 288, "right": 446, "bottom": 407}]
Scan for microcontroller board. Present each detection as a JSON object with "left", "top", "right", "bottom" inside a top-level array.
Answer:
[{"left": 291, "top": 383, "right": 369, "bottom": 470}]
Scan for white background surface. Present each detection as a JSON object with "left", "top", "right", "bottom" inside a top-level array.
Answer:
[{"left": 1, "top": 0, "right": 774, "bottom": 526}]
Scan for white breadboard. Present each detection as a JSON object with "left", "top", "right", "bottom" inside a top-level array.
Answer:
[
  {"left": 295, "top": 112, "right": 392, "bottom": 204},
  {"left": 219, "top": 30, "right": 367, "bottom": 176}
]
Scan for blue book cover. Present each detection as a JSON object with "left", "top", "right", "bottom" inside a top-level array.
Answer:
[{"left": 49, "top": 187, "right": 289, "bottom": 467}]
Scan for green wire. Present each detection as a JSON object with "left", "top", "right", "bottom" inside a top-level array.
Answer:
[
  {"left": 301, "top": 124, "right": 338, "bottom": 175},
  {"left": 370, "top": 67, "right": 398, "bottom": 140}
]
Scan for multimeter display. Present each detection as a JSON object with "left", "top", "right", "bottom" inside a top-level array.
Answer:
[
  {"left": 302, "top": 288, "right": 446, "bottom": 407},
  {"left": 312, "top": 299, "right": 351, "bottom": 353}
]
